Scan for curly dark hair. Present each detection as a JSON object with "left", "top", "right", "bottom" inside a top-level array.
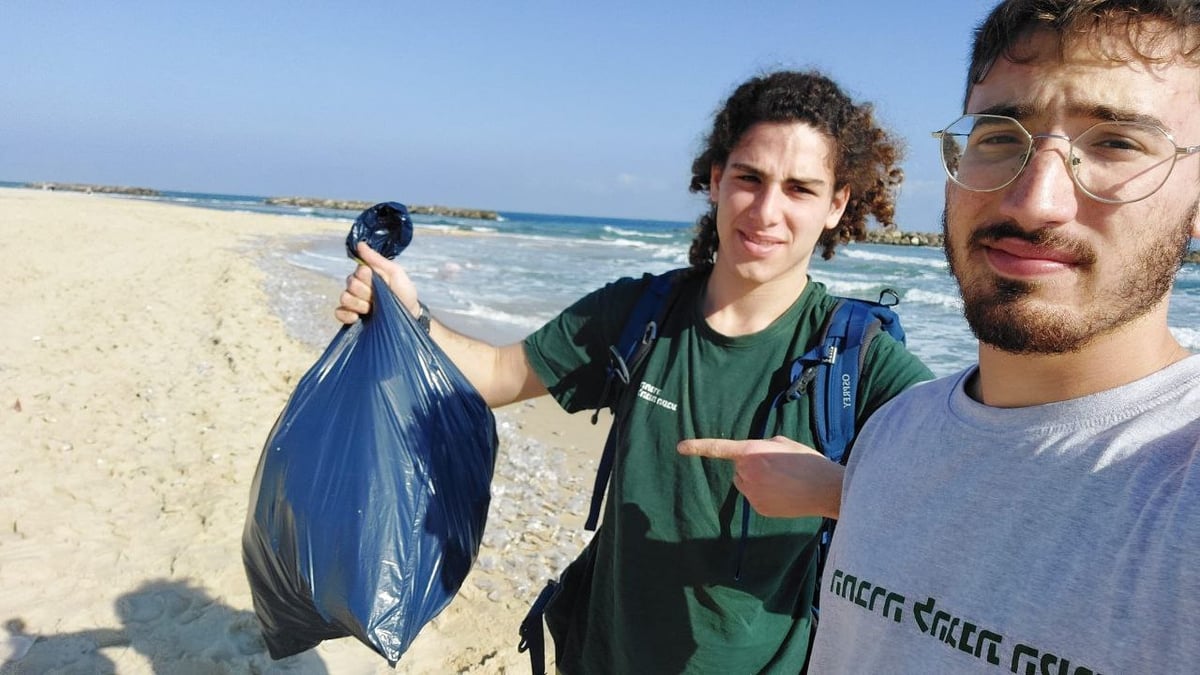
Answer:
[
  {"left": 966, "top": 0, "right": 1200, "bottom": 109},
  {"left": 686, "top": 69, "right": 904, "bottom": 270}
]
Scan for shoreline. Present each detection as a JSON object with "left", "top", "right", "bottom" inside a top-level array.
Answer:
[
  {"left": 12, "top": 182, "right": 1200, "bottom": 263},
  {"left": 0, "top": 187, "right": 606, "bottom": 673},
  {"left": 14, "top": 181, "right": 966, "bottom": 249}
]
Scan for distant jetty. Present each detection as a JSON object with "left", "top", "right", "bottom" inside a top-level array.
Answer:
[
  {"left": 19, "top": 183, "right": 499, "bottom": 221},
  {"left": 25, "top": 182, "right": 160, "bottom": 196},
  {"left": 864, "top": 227, "right": 943, "bottom": 249},
  {"left": 264, "top": 196, "right": 500, "bottom": 220}
]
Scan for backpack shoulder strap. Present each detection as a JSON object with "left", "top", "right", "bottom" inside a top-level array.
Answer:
[
  {"left": 590, "top": 268, "right": 683, "bottom": 420},
  {"left": 809, "top": 295, "right": 904, "bottom": 463},
  {"left": 738, "top": 293, "right": 906, "bottom": 580},
  {"left": 789, "top": 291, "right": 905, "bottom": 631},
  {"left": 584, "top": 268, "right": 685, "bottom": 531}
]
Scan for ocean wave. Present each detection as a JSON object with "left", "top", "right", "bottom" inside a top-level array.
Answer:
[
  {"left": 602, "top": 225, "right": 675, "bottom": 240},
  {"left": 650, "top": 248, "right": 690, "bottom": 264},
  {"left": 841, "top": 248, "right": 948, "bottom": 269},
  {"left": 411, "top": 224, "right": 687, "bottom": 254},
  {"left": 417, "top": 223, "right": 504, "bottom": 236},
  {"left": 285, "top": 249, "right": 353, "bottom": 277},
  {"left": 600, "top": 236, "right": 672, "bottom": 249},
  {"left": 816, "top": 278, "right": 893, "bottom": 296},
  {"left": 453, "top": 301, "right": 549, "bottom": 331},
  {"left": 1171, "top": 326, "right": 1200, "bottom": 350},
  {"left": 902, "top": 288, "right": 963, "bottom": 310},
  {"left": 417, "top": 224, "right": 461, "bottom": 234}
]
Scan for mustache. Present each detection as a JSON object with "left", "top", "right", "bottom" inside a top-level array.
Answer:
[{"left": 967, "top": 221, "right": 1098, "bottom": 265}]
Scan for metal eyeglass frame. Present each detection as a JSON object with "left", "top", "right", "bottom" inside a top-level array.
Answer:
[{"left": 931, "top": 113, "right": 1200, "bottom": 204}]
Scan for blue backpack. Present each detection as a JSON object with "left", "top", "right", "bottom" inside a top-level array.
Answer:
[{"left": 518, "top": 268, "right": 906, "bottom": 675}]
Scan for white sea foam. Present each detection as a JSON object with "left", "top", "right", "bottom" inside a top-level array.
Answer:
[
  {"left": 286, "top": 248, "right": 351, "bottom": 276},
  {"left": 1172, "top": 326, "right": 1200, "bottom": 350},
  {"left": 451, "top": 301, "right": 549, "bottom": 331},
  {"left": 841, "top": 247, "right": 948, "bottom": 269},
  {"left": 602, "top": 225, "right": 675, "bottom": 239},
  {"left": 597, "top": 236, "right": 679, "bottom": 251},
  {"left": 815, "top": 278, "right": 892, "bottom": 296},
  {"left": 418, "top": 224, "right": 460, "bottom": 234},
  {"left": 651, "top": 247, "right": 689, "bottom": 264},
  {"left": 902, "top": 288, "right": 963, "bottom": 310}
]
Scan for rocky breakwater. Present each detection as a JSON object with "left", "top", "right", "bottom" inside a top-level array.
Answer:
[
  {"left": 864, "top": 227, "right": 944, "bottom": 248},
  {"left": 24, "top": 182, "right": 160, "bottom": 196},
  {"left": 265, "top": 196, "right": 500, "bottom": 220}
]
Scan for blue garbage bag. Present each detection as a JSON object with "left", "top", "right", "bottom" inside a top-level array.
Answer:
[{"left": 242, "top": 202, "right": 498, "bottom": 664}]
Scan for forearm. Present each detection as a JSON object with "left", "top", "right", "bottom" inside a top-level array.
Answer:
[
  {"left": 764, "top": 455, "right": 844, "bottom": 520},
  {"left": 426, "top": 316, "right": 547, "bottom": 408},
  {"left": 814, "top": 462, "right": 844, "bottom": 520}
]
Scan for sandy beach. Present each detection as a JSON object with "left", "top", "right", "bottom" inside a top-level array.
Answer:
[{"left": 0, "top": 188, "right": 610, "bottom": 673}]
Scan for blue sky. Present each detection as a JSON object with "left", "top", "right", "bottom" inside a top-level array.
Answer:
[{"left": 1, "top": 2, "right": 998, "bottom": 230}]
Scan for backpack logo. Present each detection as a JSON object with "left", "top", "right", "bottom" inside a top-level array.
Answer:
[{"left": 841, "top": 373, "right": 853, "bottom": 409}]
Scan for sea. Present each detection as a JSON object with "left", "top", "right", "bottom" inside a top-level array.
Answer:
[{"left": 19, "top": 184, "right": 1200, "bottom": 378}]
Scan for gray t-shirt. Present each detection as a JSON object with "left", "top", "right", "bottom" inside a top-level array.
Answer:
[{"left": 810, "top": 354, "right": 1200, "bottom": 674}]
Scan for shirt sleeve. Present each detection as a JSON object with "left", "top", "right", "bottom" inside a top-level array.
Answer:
[
  {"left": 522, "top": 276, "right": 646, "bottom": 414},
  {"left": 855, "top": 332, "right": 935, "bottom": 427}
]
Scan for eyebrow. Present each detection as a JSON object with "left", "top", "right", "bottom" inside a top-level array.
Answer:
[
  {"left": 974, "top": 102, "right": 1169, "bottom": 129},
  {"left": 727, "top": 161, "right": 829, "bottom": 189}
]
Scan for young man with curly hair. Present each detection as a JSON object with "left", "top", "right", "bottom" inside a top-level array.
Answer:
[{"left": 338, "top": 70, "right": 931, "bottom": 673}]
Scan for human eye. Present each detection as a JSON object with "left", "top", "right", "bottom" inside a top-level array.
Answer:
[
  {"left": 1079, "top": 123, "right": 1163, "bottom": 161},
  {"left": 963, "top": 122, "right": 1026, "bottom": 161},
  {"left": 734, "top": 172, "right": 761, "bottom": 185},
  {"left": 969, "top": 129, "right": 1024, "bottom": 148},
  {"left": 787, "top": 182, "right": 816, "bottom": 196}
]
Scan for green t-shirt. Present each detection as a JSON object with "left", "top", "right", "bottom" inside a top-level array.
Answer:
[{"left": 523, "top": 271, "right": 932, "bottom": 674}]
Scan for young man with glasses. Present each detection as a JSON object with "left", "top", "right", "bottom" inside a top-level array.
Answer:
[
  {"left": 682, "top": 0, "right": 1198, "bottom": 671},
  {"left": 803, "top": 0, "right": 1200, "bottom": 671}
]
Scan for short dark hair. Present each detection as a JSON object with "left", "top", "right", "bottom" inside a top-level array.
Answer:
[
  {"left": 966, "top": 0, "right": 1200, "bottom": 108},
  {"left": 686, "top": 70, "right": 904, "bottom": 268}
]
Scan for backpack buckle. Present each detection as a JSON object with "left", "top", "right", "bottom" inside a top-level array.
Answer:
[{"left": 822, "top": 344, "right": 839, "bottom": 365}]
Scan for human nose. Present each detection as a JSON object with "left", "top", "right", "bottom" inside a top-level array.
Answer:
[
  {"left": 996, "top": 135, "right": 1080, "bottom": 227},
  {"left": 751, "top": 184, "right": 785, "bottom": 226}
]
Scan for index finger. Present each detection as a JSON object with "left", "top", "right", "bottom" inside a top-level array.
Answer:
[{"left": 676, "top": 438, "right": 754, "bottom": 460}]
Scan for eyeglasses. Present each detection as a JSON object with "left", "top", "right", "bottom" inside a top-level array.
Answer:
[{"left": 931, "top": 114, "right": 1200, "bottom": 204}]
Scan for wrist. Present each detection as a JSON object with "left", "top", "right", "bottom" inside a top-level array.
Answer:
[{"left": 415, "top": 300, "right": 432, "bottom": 334}]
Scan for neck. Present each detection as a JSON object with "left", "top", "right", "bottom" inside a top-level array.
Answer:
[
  {"left": 702, "top": 265, "right": 808, "bottom": 337},
  {"left": 973, "top": 307, "right": 1189, "bottom": 407}
]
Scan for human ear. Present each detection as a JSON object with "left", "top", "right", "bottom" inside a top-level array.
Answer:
[
  {"left": 824, "top": 185, "right": 851, "bottom": 230},
  {"left": 709, "top": 162, "right": 724, "bottom": 204}
]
